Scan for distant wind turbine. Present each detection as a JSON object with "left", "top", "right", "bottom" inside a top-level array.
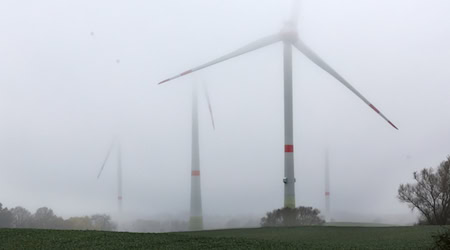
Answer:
[
  {"left": 97, "top": 140, "right": 123, "bottom": 221},
  {"left": 158, "top": 1, "right": 398, "bottom": 209},
  {"left": 190, "top": 82, "right": 215, "bottom": 231},
  {"left": 324, "top": 149, "right": 331, "bottom": 222}
]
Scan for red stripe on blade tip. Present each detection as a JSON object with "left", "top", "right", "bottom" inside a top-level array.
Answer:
[
  {"left": 285, "top": 145, "right": 294, "bottom": 153},
  {"left": 388, "top": 120, "right": 399, "bottom": 130},
  {"left": 158, "top": 79, "right": 170, "bottom": 85},
  {"left": 180, "top": 70, "right": 193, "bottom": 76},
  {"left": 369, "top": 104, "right": 380, "bottom": 114},
  {"left": 192, "top": 170, "right": 200, "bottom": 176}
]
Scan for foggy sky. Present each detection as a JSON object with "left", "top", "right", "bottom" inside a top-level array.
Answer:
[{"left": 1, "top": 0, "right": 450, "bottom": 225}]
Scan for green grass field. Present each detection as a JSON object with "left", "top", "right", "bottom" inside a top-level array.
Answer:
[{"left": 0, "top": 226, "right": 446, "bottom": 249}]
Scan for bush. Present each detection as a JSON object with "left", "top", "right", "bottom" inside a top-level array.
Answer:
[
  {"left": 432, "top": 227, "right": 450, "bottom": 249},
  {"left": 261, "top": 206, "right": 325, "bottom": 227}
]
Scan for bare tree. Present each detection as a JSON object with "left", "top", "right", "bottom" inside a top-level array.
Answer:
[{"left": 398, "top": 156, "right": 450, "bottom": 225}]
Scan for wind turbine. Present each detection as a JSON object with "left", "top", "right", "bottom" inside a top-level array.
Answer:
[
  {"left": 158, "top": 1, "right": 398, "bottom": 209},
  {"left": 97, "top": 139, "right": 123, "bottom": 223},
  {"left": 190, "top": 82, "right": 215, "bottom": 231}
]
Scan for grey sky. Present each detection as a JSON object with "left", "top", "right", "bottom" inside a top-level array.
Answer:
[{"left": 1, "top": 0, "right": 450, "bottom": 225}]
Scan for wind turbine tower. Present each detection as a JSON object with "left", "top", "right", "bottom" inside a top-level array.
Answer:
[
  {"left": 98, "top": 140, "right": 123, "bottom": 224},
  {"left": 117, "top": 143, "right": 123, "bottom": 215},
  {"left": 190, "top": 83, "right": 215, "bottom": 231},
  {"left": 324, "top": 149, "right": 330, "bottom": 222},
  {"left": 190, "top": 83, "right": 202, "bottom": 230}
]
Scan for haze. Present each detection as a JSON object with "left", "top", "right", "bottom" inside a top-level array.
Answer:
[{"left": 1, "top": 0, "right": 450, "bottom": 227}]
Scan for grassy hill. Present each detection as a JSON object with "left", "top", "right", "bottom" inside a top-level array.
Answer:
[{"left": 0, "top": 226, "right": 445, "bottom": 249}]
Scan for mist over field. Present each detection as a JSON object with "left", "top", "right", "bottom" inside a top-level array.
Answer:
[{"left": 1, "top": 0, "right": 450, "bottom": 230}]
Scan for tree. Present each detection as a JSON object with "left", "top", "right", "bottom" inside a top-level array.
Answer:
[
  {"left": 90, "top": 214, "right": 116, "bottom": 231},
  {"left": 398, "top": 156, "right": 450, "bottom": 225},
  {"left": 32, "top": 207, "right": 65, "bottom": 229},
  {"left": 260, "top": 206, "right": 325, "bottom": 227},
  {"left": 66, "top": 216, "right": 93, "bottom": 230},
  {"left": 0, "top": 203, "right": 13, "bottom": 228},
  {"left": 10, "top": 206, "right": 32, "bottom": 228}
]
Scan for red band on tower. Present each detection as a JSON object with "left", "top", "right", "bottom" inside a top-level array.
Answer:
[
  {"left": 325, "top": 192, "right": 330, "bottom": 196},
  {"left": 192, "top": 170, "right": 200, "bottom": 176},
  {"left": 285, "top": 145, "right": 294, "bottom": 153}
]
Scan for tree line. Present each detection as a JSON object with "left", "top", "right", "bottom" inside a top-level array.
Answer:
[{"left": 0, "top": 204, "right": 115, "bottom": 231}]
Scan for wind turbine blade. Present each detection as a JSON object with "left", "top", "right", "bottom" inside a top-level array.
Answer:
[
  {"left": 292, "top": 39, "right": 398, "bottom": 130},
  {"left": 97, "top": 141, "right": 115, "bottom": 179},
  {"left": 290, "top": 0, "right": 300, "bottom": 27},
  {"left": 202, "top": 83, "right": 215, "bottom": 130},
  {"left": 158, "top": 34, "right": 282, "bottom": 85}
]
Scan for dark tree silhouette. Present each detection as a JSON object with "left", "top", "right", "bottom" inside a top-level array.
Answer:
[
  {"left": 398, "top": 156, "right": 450, "bottom": 225},
  {"left": 261, "top": 206, "right": 325, "bottom": 227}
]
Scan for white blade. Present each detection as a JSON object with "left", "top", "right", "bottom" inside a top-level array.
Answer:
[
  {"left": 97, "top": 141, "right": 115, "bottom": 179},
  {"left": 202, "top": 83, "right": 215, "bottom": 130},
  {"left": 292, "top": 39, "right": 398, "bottom": 130},
  {"left": 290, "top": 0, "right": 300, "bottom": 27},
  {"left": 158, "top": 34, "right": 282, "bottom": 84}
]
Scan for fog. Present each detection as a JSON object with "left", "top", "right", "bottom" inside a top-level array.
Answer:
[{"left": 1, "top": 0, "right": 450, "bottom": 229}]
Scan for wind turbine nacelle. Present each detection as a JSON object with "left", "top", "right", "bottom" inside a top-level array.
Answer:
[{"left": 280, "top": 22, "right": 298, "bottom": 42}]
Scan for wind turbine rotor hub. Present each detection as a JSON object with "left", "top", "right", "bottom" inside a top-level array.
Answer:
[
  {"left": 280, "top": 21, "right": 298, "bottom": 42},
  {"left": 280, "top": 30, "right": 298, "bottom": 43}
]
